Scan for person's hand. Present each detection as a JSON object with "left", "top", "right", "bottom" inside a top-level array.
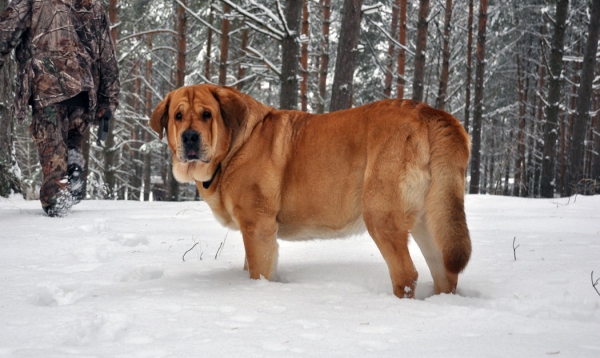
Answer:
[{"left": 97, "top": 108, "right": 112, "bottom": 144}]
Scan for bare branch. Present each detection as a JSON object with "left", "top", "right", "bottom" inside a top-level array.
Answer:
[
  {"left": 174, "top": 0, "right": 222, "bottom": 35},
  {"left": 592, "top": 271, "right": 600, "bottom": 296},
  {"left": 218, "top": 0, "right": 285, "bottom": 40},
  {"left": 117, "top": 29, "right": 179, "bottom": 44},
  {"left": 246, "top": 46, "right": 282, "bottom": 76}
]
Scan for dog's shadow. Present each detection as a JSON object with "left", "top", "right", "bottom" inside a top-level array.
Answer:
[{"left": 197, "top": 261, "right": 453, "bottom": 300}]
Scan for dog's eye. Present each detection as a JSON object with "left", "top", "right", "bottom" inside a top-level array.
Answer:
[
  {"left": 202, "top": 111, "right": 211, "bottom": 121},
  {"left": 175, "top": 112, "right": 183, "bottom": 121}
]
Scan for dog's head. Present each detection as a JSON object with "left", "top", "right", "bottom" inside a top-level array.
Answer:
[{"left": 149, "top": 84, "right": 248, "bottom": 183}]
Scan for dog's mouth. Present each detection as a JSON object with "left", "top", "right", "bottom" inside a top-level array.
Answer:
[{"left": 179, "top": 148, "right": 210, "bottom": 163}]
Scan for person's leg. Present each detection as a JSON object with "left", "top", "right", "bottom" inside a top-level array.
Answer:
[
  {"left": 30, "top": 105, "right": 71, "bottom": 217},
  {"left": 67, "top": 107, "right": 91, "bottom": 204}
]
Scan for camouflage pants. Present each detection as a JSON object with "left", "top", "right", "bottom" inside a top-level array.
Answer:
[{"left": 30, "top": 105, "right": 91, "bottom": 216}]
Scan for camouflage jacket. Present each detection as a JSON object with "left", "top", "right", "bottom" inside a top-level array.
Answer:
[{"left": 0, "top": 0, "right": 119, "bottom": 123}]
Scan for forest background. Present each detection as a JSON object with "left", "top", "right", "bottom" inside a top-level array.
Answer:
[{"left": 0, "top": 0, "right": 599, "bottom": 202}]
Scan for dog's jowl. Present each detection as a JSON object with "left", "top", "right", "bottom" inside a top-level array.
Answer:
[{"left": 150, "top": 84, "right": 472, "bottom": 299}]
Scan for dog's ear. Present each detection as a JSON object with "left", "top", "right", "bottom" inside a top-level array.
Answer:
[
  {"left": 211, "top": 86, "right": 248, "bottom": 135},
  {"left": 150, "top": 92, "right": 171, "bottom": 140}
]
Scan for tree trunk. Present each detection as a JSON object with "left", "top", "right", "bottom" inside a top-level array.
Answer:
[
  {"left": 144, "top": 35, "right": 153, "bottom": 201},
  {"left": 540, "top": 0, "right": 569, "bottom": 198},
  {"left": 435, "top": 0, "right": 453, "bottom": 110},
  {"left": 468, "top": 0, "right": 488, "bottom": 194},
  {"left": 383, "top": 2, "right": 400, "bottom": 98},
  {"left": 513, "top": 53, "right": 526, "bottom": 197},
  {"left": 329, "top": 0, "right": 362, "bottom": 112},
  {"left": 104, "top": 0, "right": 119, "bottom": 199},
  {"left": 300, "top": 0, "right": 309, "bottom": 111},
  {"left": 176, "top": 0, "right": 187, "bottom": 88},
  {"left": 592, "top": 84, "right": 600, "bottom": 181},
  {"left": 463, "top": 0, "right": 474, "bottom": 133},
  {"left": 219, "top": 3, "right": 231, "bottom": 86},
  {"left": 412, "top": 0, "right": 430, "bottom": 103},
  {"left": 237, "top": 25, "right": 249, "bottom": 91},
  {"left": 567, "top": 0, "right": 600, "bottom": 195},
  {"left": 280, "top": 0, "right": 303, "bottom": 110},
  {"left": 560, "top": 43, "right": 580, "bottom": 196},
  {"left": 396, "top": 0, "right": 407, "bottom": 99},
  {"left": 0, "top": 0, "right": 21, "bottom": 198},
  {"left": 205, "top": 0, "right": 214, "bottom": 82},
  {"left": 317, "top": 0, "right": 331, "bottom": 113}
]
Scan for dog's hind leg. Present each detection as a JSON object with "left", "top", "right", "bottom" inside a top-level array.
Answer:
[
  {"left": 363, "top": 185, "right": 419, "bottom": 298},
  {"left": 411, "top": 218, "right": 457, "bottom": 294},
  {"left": 363, "top": 210, "right": 418, "bottom": 298}
]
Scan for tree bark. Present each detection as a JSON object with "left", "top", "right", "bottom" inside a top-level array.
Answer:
[
  {"left": 317, "top": 0, "right": 331, "bottom": 113},
  {"left": 237, "top": 24, "right": 249, "bottom": 91},
  {"left": 396, "top": 0, "right": 407, "bottom": 99},
  {"left": 540, "top": 0, "right": 569, "bottom": 198},
  {"left": 435, "top": 0, "right": 453, "bottom": 110},
  {"left": 144, "top": 35, "right": 153, "bottom": 201},
  {"left": 383, "top": 2, "right": 400, "bottom": 98},
  {"left": 0, "top": 0, "right": 21, "bottom": 197},
  {"left": 468, "top": 0, "right": 488, "bottom": 194},
  {"left": 567, "top": 0, "right": 600, "bottom": 195},
  {"left": 205, "top": 0, "right": 214, "bottom": 81},
  {"left": 176, "top": 0, "right": 187, "bottom": 88},
  {"left": 592, "top": 82, "right": 600, "bottom": 181},
  {"left": 104, "top": 0, "right": 119, "bottom": 199},
  {"left": 412, "top": 0, "right": 430, "bottom": 103},
  {"left": 329, "top": 0, "right": 362, "bottom": 112},
  {"left": 513, "top": 53, "right": 526, "bottom": 197},
  {"left": 280, "top": 0, "right": 303, "bottom": 110},
  {"left": 219, "top": 3, "right": 231, "bottom": 85},
  {"left": 463, "top": 0, "right": 474, "bottom": 133},
  {"left": 300, "top": 0, "right": 309, "bottom": 111}
]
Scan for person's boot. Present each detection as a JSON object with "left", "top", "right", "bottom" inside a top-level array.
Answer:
[
  {"left": 68, "top": 162, "right": 84, "bottom": 205},
  {"left": 68, "top": 148, "right": 85, "bottom": 205},
  {"left": 42, "top": 179, "right": 72, "bottom": 217}
]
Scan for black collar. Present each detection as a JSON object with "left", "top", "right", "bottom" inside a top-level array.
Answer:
[{"left": 202, "top": 163, "right": 222, "bottom": 189}]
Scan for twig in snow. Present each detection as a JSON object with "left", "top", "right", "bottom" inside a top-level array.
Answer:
[
  {"left": 592, "top": 271, "right": 600, "bottom": 296},
  {"left": 513, "top": 237, "right": 520, "bottom": 261},
  {"left": 215, "top": 242, "right": 223, "bottom": 259},
  {"left": 215, "top": 230, "right": 229, "bottom": 259},
  {"left": 182, "top": 242, "right": 199, "bottom": 262}
]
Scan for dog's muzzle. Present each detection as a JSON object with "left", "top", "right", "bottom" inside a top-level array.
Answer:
[{"left": 181, "top": 129, "right": 201, "bottom": 161}]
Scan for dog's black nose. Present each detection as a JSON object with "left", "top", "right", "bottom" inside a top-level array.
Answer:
[
  {"left": 181, "top": 129, "right": 201, "bottom": 160},
  {"left": 182, "top": 129, "right": 200, "bottom": 146}
]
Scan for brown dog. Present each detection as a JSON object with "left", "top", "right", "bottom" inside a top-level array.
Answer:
[{"left": 150, "top": 84, "right": 471, "bottom": 298}]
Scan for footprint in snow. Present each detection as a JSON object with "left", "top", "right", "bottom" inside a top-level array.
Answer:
[
  {"left": 33, "top": 283, "right": 86, "bottom": 307},
  {"left": 121, "top": 264, "right": 164, "bottom": 282},
  {"left": 65, "top": 312, "right": 131, "bottom": 346},
  {"left": 108, "top": 233, "right": 149, "bottom": 247}
]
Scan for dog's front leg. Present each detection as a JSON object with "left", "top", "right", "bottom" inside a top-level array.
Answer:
[{"left": 239, "top": 218, "right": 279, "bottom": 280}]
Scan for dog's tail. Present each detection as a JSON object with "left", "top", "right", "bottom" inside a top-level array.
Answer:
[{"left": 422, "top": 106, "right": 472, "bottom": 274}]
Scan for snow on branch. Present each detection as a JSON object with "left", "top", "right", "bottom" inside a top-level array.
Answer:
[
  {"left": 245, "top": 46, "right": 282, "bottom": 77},
  {"left": 361, "top": 3, "right": 382, "bottom": 15},
  {"left": 275, "top": 0, "right": 293, "bottom": 37},
  {"left": 117, "top": 29, "right": 179, "bottom": 44},
  {"left": 218, "top": 0, "right": 285, "bottom": 40},
  {"left": 365, "top": 17, "right": 415, "bottom": 57},
  {"left": 174, "top": 0, "right": 222, "bottom": 35},
  {"left": 246, "top": 21, "right": 283, "bottom": 41}
]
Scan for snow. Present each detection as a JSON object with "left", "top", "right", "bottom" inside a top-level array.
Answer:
[{"left": 1, "top": 194, "right": 599, "bottom": 357}]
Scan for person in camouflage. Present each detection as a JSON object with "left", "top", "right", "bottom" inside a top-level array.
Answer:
[{"left": 0, "top": 0, "right": 120, "bottom": 217}]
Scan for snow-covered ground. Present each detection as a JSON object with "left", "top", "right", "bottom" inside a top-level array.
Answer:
[{"left": 0, "top": 194, "right": 599, "bottom": 357}]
